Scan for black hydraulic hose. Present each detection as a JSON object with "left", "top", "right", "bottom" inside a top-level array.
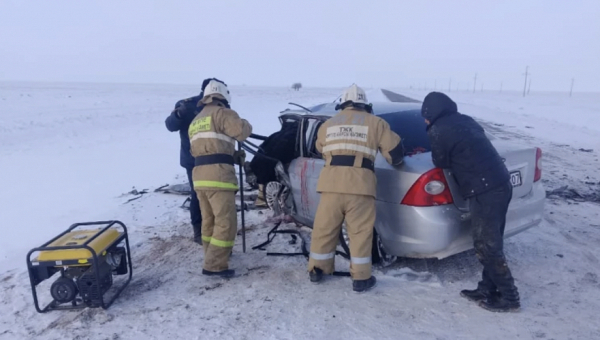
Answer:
[
  {"left": 238, "top": 142, "right": 246, "bottom": 253},
  {"left": 241, "top": 142, "right": 282, "bottom": 163},
  {"left": 243, "top": 139, "right": 265, "bottom": 153},
  {"left": 249, "top": 133, "right": 268, "bottom": 141}
]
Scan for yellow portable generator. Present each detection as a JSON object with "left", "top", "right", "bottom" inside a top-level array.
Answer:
[{"left": 26, "top": 221, "right": 132, "bottom": 313}]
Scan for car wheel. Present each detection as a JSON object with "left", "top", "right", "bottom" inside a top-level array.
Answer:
[
  {"left": 264, "top": 181, "right": 283, "bottom": 215},
  {"left": 338, "top": 225, "right": 397, "bottom": 266},
  {"left": 263, "top": 181, "right": 292, "bottom": 216}
]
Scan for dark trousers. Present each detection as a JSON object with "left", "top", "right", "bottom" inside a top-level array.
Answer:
[
  {"left": 186, "top": 167, "right": 202, "bottom": 234},
  {"left": 470, "top": 181, "right": 519, "bottom": 301}
]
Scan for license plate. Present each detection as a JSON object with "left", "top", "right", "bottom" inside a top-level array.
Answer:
[{"left": 510, "top": 171, "right": 522, "bottom": 187}]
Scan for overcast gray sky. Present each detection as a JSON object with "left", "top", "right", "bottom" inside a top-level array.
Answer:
[{"left": 1, "top": 0, "right": 598, "bottom": 92}]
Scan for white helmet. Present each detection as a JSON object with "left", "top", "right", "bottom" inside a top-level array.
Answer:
[
  {"left": 203, "top": 79, "right": 231, "bottom": 104},
  {"left": 336, "top": 84, "right": 372, "bottom": 112},
  {"left": 340, "top": 84, "right": 368, "bottom": 105}
]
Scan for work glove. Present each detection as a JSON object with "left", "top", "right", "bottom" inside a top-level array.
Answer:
[{"left": 233, "top": 150, "right": 246, "bottom": 166}]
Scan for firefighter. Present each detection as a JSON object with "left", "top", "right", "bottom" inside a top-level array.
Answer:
[
  {"left": 189, "top": 79, "right": 252, "bottom": 278},
  {"left": 165, "top": 78, "right": 226, "bottom": 244},
  {"left": 421, "top": 91, "right": 520, "bottom": 312},
  {"left": 308, "top": 84, "right": 405, "bottom": 292}
]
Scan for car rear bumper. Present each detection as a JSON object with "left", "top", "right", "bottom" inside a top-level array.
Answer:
[{"left": 375, "top": 181, "right": 545, "bottom": 259}]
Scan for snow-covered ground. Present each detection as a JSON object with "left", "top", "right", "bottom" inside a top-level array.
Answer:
[{"left": 1, "top": 82, "right": 599, "bottom": 340}]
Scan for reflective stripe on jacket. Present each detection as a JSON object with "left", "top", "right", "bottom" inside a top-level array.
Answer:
[
  {"left": 316, "top": 107, "right": 404, "bottom": 197},
  {"left": 189, "top": 95, "right": 252, "bottom": 191}
]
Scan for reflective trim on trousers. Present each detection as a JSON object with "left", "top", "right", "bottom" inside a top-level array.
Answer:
[
  {"left": 322, "top": 143, "right": 377, "bottom": 158},
  {"left": 193, "top": 180, "right": 238, "bottom": 190},
  {"left": 210, "top": 238, "right": 235, "bottom": 248},
  {"left": 351, "top": 256, "right": 372, "bottom": 265},
  {"left": 202, "top": 235, "right": 212, "bottom": 243},
  {"left": 190, "top": 131, "right": 236, "bottom": 145},
  {"left": 310, "top": 251, "right": 336, "bottom": 260}
]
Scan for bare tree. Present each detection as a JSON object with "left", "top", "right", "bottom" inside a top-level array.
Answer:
[{"left": 291, "top": 83, "right": 302, "bottom": 91}]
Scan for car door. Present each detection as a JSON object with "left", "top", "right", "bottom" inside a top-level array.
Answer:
[
  {"left": 304, "top": 118, "right": 327, "bottom": 219},
  {"left": 288, "top": 116, "right": 327, "bottom": 224}
]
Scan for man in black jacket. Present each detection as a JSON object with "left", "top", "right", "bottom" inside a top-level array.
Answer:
[
  {"left": 422, "top": 92, "right": 520, "bottom": 313},
  {"left": 165, "top": 78, "right": 226, "bottom": 244}
]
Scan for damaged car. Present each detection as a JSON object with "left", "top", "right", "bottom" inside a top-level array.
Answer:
[{"left": 245, "top": 100, "right": 545, "bottom": 265}]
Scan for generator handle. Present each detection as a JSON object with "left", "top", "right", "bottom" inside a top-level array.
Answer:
[
  {"left": 78, "top": 221, "right": 125, "bottom": 246},
  {"left": 26, "top": 221, "right": 128, "bottom": 262},
  {"left": 33, "top": 220, "right": 123, "bottom": 249}
]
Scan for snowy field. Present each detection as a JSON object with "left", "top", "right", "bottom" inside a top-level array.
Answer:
[{"left": 1, "top": 82, "right": 599, "bottom": 340}]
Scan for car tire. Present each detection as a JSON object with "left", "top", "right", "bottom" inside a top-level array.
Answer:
[
  {"left": 338, "top": 226, "right": 397, "bottom": 266},
  {"left": 263, "top": 181, "right": 283, "bottom": 215}
]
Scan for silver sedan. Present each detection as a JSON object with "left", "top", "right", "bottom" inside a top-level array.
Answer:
[{"left": 258, "top": 100, "right": 545, "bottom": 265}]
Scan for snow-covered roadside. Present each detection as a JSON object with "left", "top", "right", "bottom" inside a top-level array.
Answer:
[
  {"left": 395, "top": 89, "right": 600, "bottom": 151},
  {"left": 1, "top": 83, "right": 599, "bottom": 340},
  {"left": 0, "top": 82, "right": 341, "bottom": 268}
]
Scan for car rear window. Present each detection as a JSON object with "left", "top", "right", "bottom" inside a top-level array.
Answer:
[{"left": 377, "top": 110, "right": 431, "bottom": 156}]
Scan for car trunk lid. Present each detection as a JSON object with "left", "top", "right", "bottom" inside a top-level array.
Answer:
[{"left": 446, "top": 139, "right": 539, "bottom": 212}]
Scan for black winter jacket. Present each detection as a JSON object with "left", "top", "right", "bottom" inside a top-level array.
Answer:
[
  {"left": 422, "top": 92, "right": 509, "bottom": 198},
  {"left": 165, "top": 95, "right": 204, "bottom": 169}
]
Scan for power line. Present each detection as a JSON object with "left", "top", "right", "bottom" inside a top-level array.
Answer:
[
  {"left": 522, "top": 66, "right": 529, "bottom": 97},
  {"left": 570, "top": 78, "right": 575, "bottom": 97}
]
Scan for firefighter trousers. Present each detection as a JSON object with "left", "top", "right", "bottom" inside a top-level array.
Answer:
[
  {"left": 308, "top": 192, "right": 376, "bottom": 280},
  {"left": 196, "top": 190, "right": 237, "bottom": 272}
]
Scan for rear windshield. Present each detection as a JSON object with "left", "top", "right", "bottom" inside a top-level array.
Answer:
[{"left": 377, "top": 110, "right": 431, "bottom": 156}]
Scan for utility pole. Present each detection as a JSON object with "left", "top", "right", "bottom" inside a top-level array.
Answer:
[
  {"left": 473, "top": 73, "right": 477, "bottom": 93},
  {"left": 522, "top": 66, "right": 529, "bottom": 97},
  {"left": 527, "top": 78, "right": 532, "bottom": 95},
  {"left": 570, "top": 78, "right": 575, "bottom": 97}
]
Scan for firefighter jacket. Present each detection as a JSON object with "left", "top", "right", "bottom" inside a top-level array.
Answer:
[
  {"left": 315, "top": 107, "right": 404, "bottom": 197},
  {"left": 189, "top": 95, "right": 252, "bottom": 191}
]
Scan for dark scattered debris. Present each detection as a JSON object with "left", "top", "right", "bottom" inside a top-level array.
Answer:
[
  {"left": 556, "top": 254, "right": 564, "bottom": 258},
  {"left": 155, "top": 183, "right": 190, "bottom": 196},
  {"left": 127, "top": 187, "right": 148, "bottom": 196},
  {"left": 579, "top": 148, "right": 594, "bottom": 153},
  {"left": 525, "top": 126, "right": 534, "bottom": 129},
  {"left": 122, "top": 187, "right": 149, "bottom": 204},
  {"left": 546, "top": 185, "right": 600, "bottom": 203}
]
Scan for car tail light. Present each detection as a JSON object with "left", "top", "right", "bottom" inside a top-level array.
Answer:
[
  {"left": 534, "top": 147, "right": 542, "bottom": 182},
  {"left": 401, "top": 168, "right": 454, "bottom": 206}
]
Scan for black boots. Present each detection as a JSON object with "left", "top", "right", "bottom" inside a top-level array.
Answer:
[
  {"left": 309, "top": 268, "right": 323, "bottom": 283},
  {"left": 479, "top": 296, "right": 520, "bottom": 313},
  {"left": 309, "top": 270, "right": 376, "bottom": 293},
  {"left": 460, "top": 288, "right": 498, "bottom": 302},
  {"left": 353, "top": 276, "right": 377, "bottom": 293},
  {"left": 192, "top": 224, "right": 202, "bottom": 244},
  {"left": 202, "top": 269, "right": 235, "bottom": 278},
  {"left": 461, "top": 287, "right": 520, "bottom": 312}
]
